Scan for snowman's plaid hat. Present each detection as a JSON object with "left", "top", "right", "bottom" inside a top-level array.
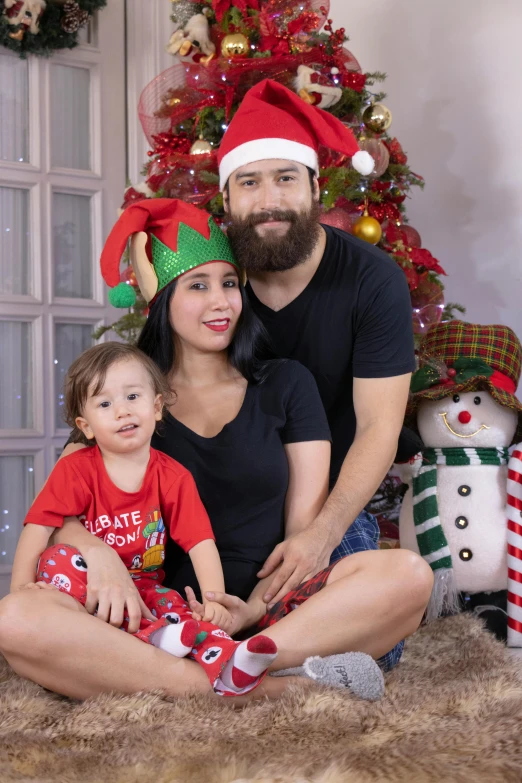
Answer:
[{"left": 406, "top": 320, "right": 522, "bottom": 444}]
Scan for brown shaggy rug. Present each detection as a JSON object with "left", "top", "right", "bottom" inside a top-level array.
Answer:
[{"left": 1, "top": 615, "right": 522, "bottom": 783}]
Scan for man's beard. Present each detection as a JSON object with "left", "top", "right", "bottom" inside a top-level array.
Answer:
[{"left": 226, "top": 200, "right": 323, "bottom": 274}]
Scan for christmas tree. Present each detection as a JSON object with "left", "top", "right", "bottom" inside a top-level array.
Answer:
[{"left": 95, "top": 0, "right": 463, "bottom": 345}]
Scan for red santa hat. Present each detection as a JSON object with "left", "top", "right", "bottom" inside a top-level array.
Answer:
[{"left": 218, "top": 79, "right": 374, "bottom": 190}]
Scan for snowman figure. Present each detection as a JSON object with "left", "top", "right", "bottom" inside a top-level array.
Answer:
[{"left": 398, "top": 321, "right": 522, "bottom": 645}]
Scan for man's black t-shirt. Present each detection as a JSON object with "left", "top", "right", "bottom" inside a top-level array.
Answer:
[
  {"left": 246, "top": 225, "right": 416, "bottom": 485},
  {"left": 153, "top": 360, "right": 331, "bottom": 602}
]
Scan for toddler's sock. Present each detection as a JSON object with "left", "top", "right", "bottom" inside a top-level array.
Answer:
[
  {"left": 219, "top": 635, "right": 277, "bottom": 693},
  {"left": 150, "top": 619, "right": 198, "bottom": 658}
]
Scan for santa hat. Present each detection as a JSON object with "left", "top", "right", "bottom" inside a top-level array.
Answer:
[
  {"left": 100, "top": 198, "right": 238, "bottom": 308},
  {"left": 218, "top": 79, "right": 374, "bottom": 190}
]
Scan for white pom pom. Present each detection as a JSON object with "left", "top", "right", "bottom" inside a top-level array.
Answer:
[{"left": 352, "top": 150, "right": 375, "bottom": 176}]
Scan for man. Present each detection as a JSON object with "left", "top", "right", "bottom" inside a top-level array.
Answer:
[{"left": 219, "top": 80, "right": 421, "bottom": 646}]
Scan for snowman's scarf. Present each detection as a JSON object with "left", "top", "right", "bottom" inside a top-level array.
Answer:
[{"left": 412, "top": 446, "right": 510, "bottom": 621}]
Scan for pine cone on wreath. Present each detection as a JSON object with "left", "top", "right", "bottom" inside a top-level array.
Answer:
[{"left": 61, "top": 0, "right": 89, "bottom": 34}]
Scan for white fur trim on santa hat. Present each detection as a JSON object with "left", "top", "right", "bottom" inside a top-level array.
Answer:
[
  {"left": 219, "top": 138, "right": 319, "bottom": 190},
  {"left": 352, "top": 150, "right": 375, "bottom": 176}
]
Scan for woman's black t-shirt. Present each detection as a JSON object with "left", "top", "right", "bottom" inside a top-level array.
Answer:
[{"left": 152, "top": 360, "right": 331, "bottom": 602}]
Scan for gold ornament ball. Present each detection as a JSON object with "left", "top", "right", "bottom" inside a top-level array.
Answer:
[
  {"left": 362, "top": 103, "right": 393, "bottom": 133},
  {"left": 352, "top": 214, "right": 382, "bottom": 245},
  {"left": 221, "top": 32, "right": 249, "bottom": 59},
  {"left": 190, "top": 138, "right": 213, "bottom": 155}
]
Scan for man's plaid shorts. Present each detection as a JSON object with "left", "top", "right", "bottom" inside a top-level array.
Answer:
[{"left": 329, "top": 510, "right": 404, "bottom": 672}]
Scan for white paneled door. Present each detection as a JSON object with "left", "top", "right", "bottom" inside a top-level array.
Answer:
[{"left": 0, "top": 3, "right": 126, "bottom": 596}]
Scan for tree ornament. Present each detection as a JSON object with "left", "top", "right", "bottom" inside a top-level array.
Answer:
[
  {"left": 320, "top": 207, "right": 356, "bottom": 233},
  {"left": 120, "top": 266, "right": 138, "bottom": 287},
  {"left": 166, "top": 13, "right": 215, "bottom": 60},
  {"left": 363, "top": 103, "right": 393, "bottom": 134},
  {"left": 3, "top": 0, "right": 46, "bottom": 39},
  {"left": 190, "top": 136, "right": 212, "bottom": 155},
  {"left": 358, "top": 136, "right": 390, "bottom": 177},
  {"left": 294, "top": 64, "right": 342, "bottom": 110},
  {"left": 61, "top": 1, "right": 89, "bottom": 34},
  {"left": 401, "top": 224, "right": 422, "bottom": 249},
  {"left": 352, "top": 208, "right": 382, "bottom": 245},
  {"left": 221, "top": 32, "right": 249, "bottom": 59}
]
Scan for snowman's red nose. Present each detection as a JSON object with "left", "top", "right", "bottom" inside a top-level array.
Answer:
[{"left": 458, "top": 411, "right": 471, "bottom": 424}]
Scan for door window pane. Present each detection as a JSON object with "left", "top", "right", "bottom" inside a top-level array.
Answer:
[
  {"left": 50, "top": 64, "right": 90, "bottom": 170},
  {"left": 0, "top": 52, "right": 29, "bottom": 163},
  {"left": 0, "top": 455, "right": 35, "bottom": 567},
  {"left": 0, "top": 321, "right": 32, "bottom": 430},
  {"left": 77, "top": 14, "right": 97, "bottom": 46},
  {"left": 0, "top": 186, "right": 30, "bottom": 296},
  {"left": 53, "top": 192, "right": 92, "bottom": 299},
  {"left": 54, "top": 323, "right": 93, "bottom": 427}
]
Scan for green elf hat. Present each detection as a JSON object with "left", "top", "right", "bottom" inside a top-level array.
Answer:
[
  {"left": 406, "top": 320, "right": 522, "bottom": 444},
  {"left": 100, "top": 198, "right": 239, "bottom": 308}
]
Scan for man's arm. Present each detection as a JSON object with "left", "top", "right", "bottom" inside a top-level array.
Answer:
[
  {"left": 259, "top": 373, "right": 410, "bottom": 605},
  {"left": 312, "top": 372, "right": 411, "bottom": 547}
]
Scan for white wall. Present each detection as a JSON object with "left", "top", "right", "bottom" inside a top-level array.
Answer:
[{"left": 330, "top": 0, "right": 522, "bottom": 357}]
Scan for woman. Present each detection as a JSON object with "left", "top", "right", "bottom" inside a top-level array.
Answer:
[{"left": 0, "top": 200, "right": 432, "bottom": 700}]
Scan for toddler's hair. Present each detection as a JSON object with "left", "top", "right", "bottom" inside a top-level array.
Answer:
[{"left": 64, "top": 342, "right": 171, "bottom": 432}]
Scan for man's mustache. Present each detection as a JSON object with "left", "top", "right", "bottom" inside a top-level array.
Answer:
[{"left": 240, "top": 210, "right": 299, "bottom": 227}]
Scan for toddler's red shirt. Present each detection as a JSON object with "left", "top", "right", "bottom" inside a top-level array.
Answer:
[{"left": 24, "top": 446, "right": 214, "bottom": 572}]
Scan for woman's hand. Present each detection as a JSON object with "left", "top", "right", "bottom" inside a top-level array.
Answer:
[
  {"left": 185, "top": 587, "right": 254, "bottom": 636},
  {"left": 84, "top": 547, "right": 155, "bottom": 634}
]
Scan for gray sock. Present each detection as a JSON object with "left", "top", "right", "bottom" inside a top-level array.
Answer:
[{"left": 271, "top": 652, "right": 384, "bottom": 701}]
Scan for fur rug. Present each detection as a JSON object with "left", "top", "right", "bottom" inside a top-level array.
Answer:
[{"left": 1, "top": 615, "right": 522, "bottom": 783}]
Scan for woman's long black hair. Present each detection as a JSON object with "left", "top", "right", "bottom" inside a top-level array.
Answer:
[{"left": 137, "top": 277, "right": 276, "bottom": 384}]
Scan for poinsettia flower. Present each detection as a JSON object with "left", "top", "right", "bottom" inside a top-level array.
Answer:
[
  {"left": 409, "top": 247, "right": 447, "bottom": 276},
  {"left": 385, "top": 222, "right": 407, "bottom": 245},
  {"left": 258, "top": 34, "right": 290, "bottom": 55},
  {"left": 212, "top": 0, "right": 258, "bottom": 23}
]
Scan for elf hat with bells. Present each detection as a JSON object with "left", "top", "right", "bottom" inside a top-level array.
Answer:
[
  {"left": 406, "top": 320, "right": 522, "bottom": 444},
  {"left": 100, "top": 198, "right": 239, "bottom": 308}
]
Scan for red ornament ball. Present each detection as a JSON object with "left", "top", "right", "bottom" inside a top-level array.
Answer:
[
  {"left": 401, "top": 225, "right": 422, "bottom": 249},
  {"left": 120, "top": 267, "right": 138, "bottom": 287},
  {"left": 320, "top": 207, "right": 356, "bottom": 233}
]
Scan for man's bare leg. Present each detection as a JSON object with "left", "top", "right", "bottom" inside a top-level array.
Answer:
[
  {"left": 0, "top": 589, "right": 293, "bottom": 701},
  {"left": 260, "top": 549, "right": 433, "bottom": 671}
]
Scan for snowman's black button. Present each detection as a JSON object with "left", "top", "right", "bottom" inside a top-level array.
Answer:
[
  {"left": 459, "top": 548, "right": 473, "bottom": 561},
  {"left": 455, "top": 516, "right": 468, "bottom": 529},
  {"left": 458, "top": 485, "right": 471, "bottom": 496}
]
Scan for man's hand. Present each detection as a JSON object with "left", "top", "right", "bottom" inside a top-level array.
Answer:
[
  {"left": 185, "top": 586, "right": 253, "bottom": 636},
  {"left": 83, "top": 547, "right": 155, "bottom": 633},
  {"left": 257, "top": 526, "right": 333, "bottom": 607}
]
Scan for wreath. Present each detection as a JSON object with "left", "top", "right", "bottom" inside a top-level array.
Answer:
[{"left": 0, "top": 0, "right": 107, "bottom": 58}]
